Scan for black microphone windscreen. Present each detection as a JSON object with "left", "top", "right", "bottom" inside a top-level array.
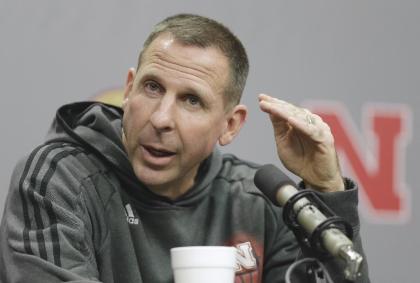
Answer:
[{"left": 254, "top": 164, "right": 296, "bottom": 205}]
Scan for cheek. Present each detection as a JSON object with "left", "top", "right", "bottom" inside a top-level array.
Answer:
[
  {"left": 123, "top": 101, "right": 150, "bottom": 141},
  {"left": 180, "top": 117, "right": 225, "bottom": 154}
]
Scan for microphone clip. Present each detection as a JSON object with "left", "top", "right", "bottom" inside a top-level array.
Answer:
[{"left": 282, "top": 189, "right": 353, "bottom": 257}]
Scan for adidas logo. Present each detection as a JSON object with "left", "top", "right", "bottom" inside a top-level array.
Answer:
[{"left": 124, "top": 204, "right": 139, "bottom": 225}]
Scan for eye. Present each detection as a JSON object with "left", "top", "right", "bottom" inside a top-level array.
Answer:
[
  {"left": 144, "top": 81, "right": 163, "bottom": 95},
  {"left": 184, "top": 94, "right": 203, "bottom": 108},
  {"left": 187, "top": 95, "right": 200, "bottom": 105}
]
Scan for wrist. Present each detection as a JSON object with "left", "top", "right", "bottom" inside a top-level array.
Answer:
[{"left": 304, "top": 177, "right": 345, "bottom": 192}]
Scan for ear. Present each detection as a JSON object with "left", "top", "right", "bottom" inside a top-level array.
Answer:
[
  {"left": 122, "top": 68, "right": 136, "bottom": 110},
  {"left": 218, "top": 105, "right": 248, "bottom": 146}
]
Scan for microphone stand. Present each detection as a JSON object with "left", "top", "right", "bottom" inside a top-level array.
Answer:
[{"left": 285, "top": 257, "right": 332, "bottom": 283}]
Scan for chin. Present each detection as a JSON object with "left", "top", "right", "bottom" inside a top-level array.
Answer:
[{"left": 134, "top": 164, "right": 173, "bottom": 186}]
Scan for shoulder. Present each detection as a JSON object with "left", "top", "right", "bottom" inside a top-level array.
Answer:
[
  {"left": 218, "top": 153, "right": 260, "bottom": 179},
  {"left": 216, "top": 153, "right": 267, "bottom": 197},
  {"left": 11, "top": 142, "right": 117, "bottom": 211},
  {"left": 214, "top": 153, "right": 287, "bottom": 229},
  {"left": 15, "top": 141, "right": 109, "bottom": 184}
]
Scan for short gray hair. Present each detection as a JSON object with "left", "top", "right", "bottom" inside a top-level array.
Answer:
[{"left": 137, "top": 14, "right": 249, "bottom": 109}]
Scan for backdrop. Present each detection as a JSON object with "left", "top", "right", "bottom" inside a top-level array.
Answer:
[{"left": 1, "top": 1, "right": 418, "bottom": 282}]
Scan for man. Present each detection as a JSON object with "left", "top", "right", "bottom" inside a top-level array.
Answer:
[{"left": 0, "top": 14, "right": 369, "bottom": 282}]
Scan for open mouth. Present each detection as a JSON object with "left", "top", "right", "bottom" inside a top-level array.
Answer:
[{"left": 143, "top": 145, "right": 176, "bottom": 158}]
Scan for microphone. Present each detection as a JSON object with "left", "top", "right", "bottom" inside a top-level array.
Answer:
[{"left": 254, "top": 164, "right": 363, "bottom": 281}]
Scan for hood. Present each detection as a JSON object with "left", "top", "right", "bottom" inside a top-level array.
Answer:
[
  {"left": 45, "top": 101, "right": 223, "bottom": 207},
  {"left": 46, "top": 101, "right": 130, "bottom": 174}
]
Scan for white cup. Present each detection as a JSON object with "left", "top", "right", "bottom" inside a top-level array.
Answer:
[{"left": 170, "top": 246, "right": 237, "bottom": 283}]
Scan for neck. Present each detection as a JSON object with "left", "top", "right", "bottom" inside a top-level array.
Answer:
[{"left": 147, "top": 166, "right": 199, "bottom": 200}]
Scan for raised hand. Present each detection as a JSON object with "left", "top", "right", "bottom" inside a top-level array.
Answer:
[{"left": 258, "top": 94, "right": 344, "bottom": 192}]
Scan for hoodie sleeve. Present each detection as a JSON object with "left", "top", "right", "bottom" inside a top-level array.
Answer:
[
  {"left": 310, "top": 178, "right": 370, "bottom": 283},
  {"left": 0, "top": 143, "right": 104, "bottom": 283}
]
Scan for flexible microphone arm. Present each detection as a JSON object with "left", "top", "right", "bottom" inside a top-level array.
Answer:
[{"left": 254, "top": 164, "right": 363, "bottom": 281}]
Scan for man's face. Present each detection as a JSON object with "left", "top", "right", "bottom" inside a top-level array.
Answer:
[{"left": 122, "top": 34, "right": 234, "bottom": 198}]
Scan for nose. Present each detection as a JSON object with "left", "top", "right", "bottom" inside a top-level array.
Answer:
[{"left": 149, "top": 95, "right": 176, "bottom": 133}]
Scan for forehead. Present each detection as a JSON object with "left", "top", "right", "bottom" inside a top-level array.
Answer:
[{"left": 138, "top": 34, "right": 230, "bottom": 94}]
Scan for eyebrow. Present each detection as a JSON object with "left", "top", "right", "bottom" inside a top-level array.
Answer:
[
  {"left": 138, "top": 71, "right": 212, "bottom": 101},
  {"left": 136, "top": 73, "right": 162, "bottom": 89}
]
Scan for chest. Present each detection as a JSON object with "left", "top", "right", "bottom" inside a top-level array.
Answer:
[{"left": 105, "top": 195, "right": 266, "bottom": 283}]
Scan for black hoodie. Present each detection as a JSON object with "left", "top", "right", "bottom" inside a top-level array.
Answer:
[{"left": 0, "top": 102, "right": 369, "bottom": 283}]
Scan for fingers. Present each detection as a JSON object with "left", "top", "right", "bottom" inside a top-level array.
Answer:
[
  {"left": 258, "top": 94, "right": 289, "bottom": 118},
  {"left": 258, "top": 93, "right": 332, "bottom": 142},
  {"left": 258, "top": 93, "right": 309, "bottom": 125}
]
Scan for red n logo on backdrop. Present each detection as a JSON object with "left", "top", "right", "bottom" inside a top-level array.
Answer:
[{"left": 306, "top": 102, "right": 411, "bottom": 222}]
